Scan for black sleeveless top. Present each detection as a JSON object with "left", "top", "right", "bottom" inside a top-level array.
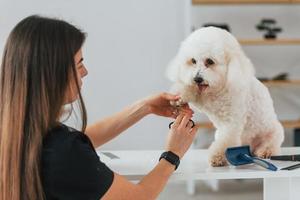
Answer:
[{"left": 41, "top": 124, "right": 114, "bottom": 200}]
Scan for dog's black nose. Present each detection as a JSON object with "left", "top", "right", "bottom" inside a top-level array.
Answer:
[{"left": 194, "top": 76, "right": 204, "bottom": 84}]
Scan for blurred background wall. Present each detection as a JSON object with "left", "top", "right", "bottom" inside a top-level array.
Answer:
[{"left": 1, "top": 0, "right": 299, "bottom": 150}]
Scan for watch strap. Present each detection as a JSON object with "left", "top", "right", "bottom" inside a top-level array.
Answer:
[{"left": 159, "top": 151, "right": 180, "bottom": 170}]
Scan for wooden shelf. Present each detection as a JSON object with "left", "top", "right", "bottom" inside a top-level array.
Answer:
[
  {"left": 197, "top": 119, "right": 300, "bottom": 129},
  {"left": 193, "top": 0, "right": 298, "bottom": 4},
  {"left": 282, "top": 120, "right": 300, "bottom": 128},
  {"left": 262, "top": 80, "right": 300, "bottom": 87},
  {"left": 238, "top": 39, "right": 300, "bottom": 45},
  {"left": 197, "top": 122, "right": 214, "bottom": 129}
]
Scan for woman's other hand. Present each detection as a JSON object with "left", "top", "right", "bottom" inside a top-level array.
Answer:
[{"left": 166, "top": 113, "right": 199, "bottom": 158}]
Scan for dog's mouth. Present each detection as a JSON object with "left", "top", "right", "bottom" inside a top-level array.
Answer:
[{"left": 196, "top": 83, "right": 209, "bottom": 93}]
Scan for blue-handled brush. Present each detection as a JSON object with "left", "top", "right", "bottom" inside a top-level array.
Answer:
[{"left": 225, "top": 145, "right": 277, "bottom": 171}]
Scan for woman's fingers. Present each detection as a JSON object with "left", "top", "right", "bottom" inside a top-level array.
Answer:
[
  {"left": 180, "top": 104, "right": 194, "bottom": 114},
  {"left": 171, "top": 114, "right": 184, "bottom": 128},
  {"left": 171, "top": 107, "right": 179, "bottom": 115},
  {"left": 178, "top": 114, "right": 192, "bottom": 129},
  {"left": 186, "top": 119, "right": 195, "bottom": 128},
  {"left": 170, "top": 105, "right": 194, "bottom": 117},
  {"left": 169, "top": 119, "right": 195, "bottom": 129}
]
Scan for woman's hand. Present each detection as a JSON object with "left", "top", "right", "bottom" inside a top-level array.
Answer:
[
  {"left": 143, "top": 92, "right": 194, "bottom": 119},
  {"left": 165, "top": 113, "right": 199, "bottom": 158}
]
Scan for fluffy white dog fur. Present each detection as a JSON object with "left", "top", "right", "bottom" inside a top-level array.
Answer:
[{"left": 166, "top": 27, "right": 284, "bottom": 167}]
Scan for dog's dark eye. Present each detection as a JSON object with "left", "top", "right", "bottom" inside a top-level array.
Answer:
[
  {"left": 205, "top": 58, "right": 215, "bottom": 67},
  {"left": 191, "top": 58, "right": 197, "bottom": 65}
]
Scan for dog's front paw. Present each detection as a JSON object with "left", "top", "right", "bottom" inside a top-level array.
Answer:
[
  {"left": 209, "top": 153, "right": 228, "bottom": 167},
  {"left": 170, "top": 98, "right": 186, "bottom": 107}
]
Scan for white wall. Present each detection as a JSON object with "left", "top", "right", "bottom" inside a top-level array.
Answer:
[
  {"left": 1, "top": 0, "right": 299, "bottom": 150},
  {"left": 0, "top": 0, "right": 186, "bottom": 150}
]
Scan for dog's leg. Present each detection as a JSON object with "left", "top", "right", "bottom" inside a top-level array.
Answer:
[
  {"left": 169, "top": 84, "right": 195, "bottom": 107},
  {"left": 252, "top": 123, "right": 284, "bottom": 158},
  {"left": 208, "top": 125, "right": 243, "bottom": 167},
  {"left": 170, "top": 98, "right": 186, "bottom": 107}
]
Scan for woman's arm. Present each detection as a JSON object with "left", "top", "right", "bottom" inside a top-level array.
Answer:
[
  {"left": 102, "top": 114, "right": 199, "bottom": 200},
  {"left": 85, "top": 93, "right": 193, "bottom": 148},
  {"left": 85, "top": 99, "right": 150, "bottom": 148}
]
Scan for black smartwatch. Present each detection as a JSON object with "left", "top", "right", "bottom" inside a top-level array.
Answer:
[{"left": 159, "top": 151, "right": 180, "bottom": 170}]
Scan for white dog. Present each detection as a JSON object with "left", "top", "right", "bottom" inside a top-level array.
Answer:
[{"left": 166, "top": 27, "right": 284, "bottom": 167}]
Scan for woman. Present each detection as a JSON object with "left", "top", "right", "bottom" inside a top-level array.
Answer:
[{"left": 0, "top": 15, "right": 198, "bottom": 200}]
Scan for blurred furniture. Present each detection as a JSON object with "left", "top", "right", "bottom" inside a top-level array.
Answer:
[{"left": 295, "top": 129, "right": 300, "bottom": 146}]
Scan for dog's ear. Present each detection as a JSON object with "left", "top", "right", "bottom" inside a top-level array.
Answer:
[
  {"left": 226, "top": 50, "right": 255, "bottom": 89},
  {"left": 166, "top": 55, "right": 181, "bottom": 82}
]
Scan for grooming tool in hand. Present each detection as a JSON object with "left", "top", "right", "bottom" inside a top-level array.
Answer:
[
  {"left": 270, "top": 154, "right": 300, "bottom": 161},
  {"left": 168, "top": 119, "right": 195, "bottom": 129},
  {"left": 225, "top": 145, "right": 277, "bottom": 171}
]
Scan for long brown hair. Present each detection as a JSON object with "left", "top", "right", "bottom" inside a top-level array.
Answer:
[{"left": 0, "top": 15, "right": 87, "bottom": 200}]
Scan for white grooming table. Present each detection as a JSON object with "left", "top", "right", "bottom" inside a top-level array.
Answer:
[{"left": 97, "top": 147, "right": 300, "bottom": 200}]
